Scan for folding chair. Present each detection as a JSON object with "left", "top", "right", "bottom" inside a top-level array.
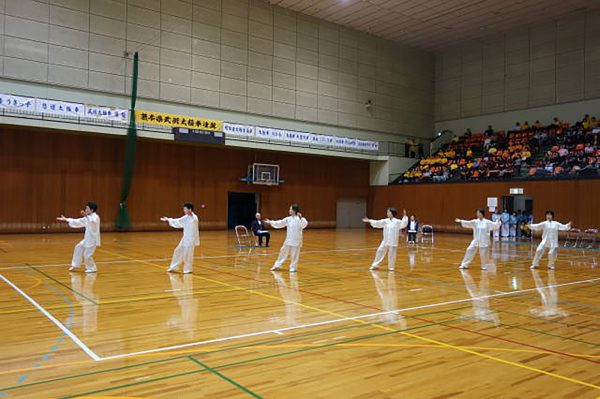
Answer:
[
  {"left": 234, "top": 225, "right": 255, "bottom": 247},
  {"left": 580, "top": 229, "right": 598, "bottom": 249},
  {"left": 563, "top": 228, "right": 581, "bottom": 248},
  {"left": 420, "top": 225, "right": 434, "bottom": 244}
]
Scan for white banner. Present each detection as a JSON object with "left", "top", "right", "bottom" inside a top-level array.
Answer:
[
  {"left": 36, "top": 99, "right": 85, "bottom": 117},
  {"left": 227, "top": 121, "right": 379, "bottom": 152},
  {"left": 223, "top": 122, "right": 254, "bottom": 137},
  {"left": 0, "top": 93, "right": 36, "bottom": 111},
  {"left": 85, "top": 105, "right": 129, "bottom": 122}
]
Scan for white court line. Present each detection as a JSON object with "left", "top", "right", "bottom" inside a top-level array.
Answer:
[
  {"left": 0, "top": 273, "right": 101, "bottom": 361},
  {"left": 0, "top": 246, "right": 379, "bottom": 270},
  {"left": 95, "top": 276, "right": 600, "bottom": 362}
]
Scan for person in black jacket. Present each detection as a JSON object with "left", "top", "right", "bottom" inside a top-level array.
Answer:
[
  {"left": 407, "top": 215, "right": 418, "bottom": 244},
  {"left": 251, "top": 212, "right": 270, "bottom": 247}
]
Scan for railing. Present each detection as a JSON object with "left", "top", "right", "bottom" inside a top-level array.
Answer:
[
  {"left": 0, "top": 107, "right": 425, "bottom": 158},
  {"left": 429, "top": 130, "right": 453, "bottom": 154}
]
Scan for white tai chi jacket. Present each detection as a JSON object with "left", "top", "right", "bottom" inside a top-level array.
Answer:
[
  {"left": 269, "top": 216, "right": 308, "bottom": 247},
  {"left": 459, "top": 218, "right": 501, "bottom": 247},
  {"left": 67, "top": 213, "right": 101, "bottom": 247},
  {"left": 168, "top": 213, "right": 200, "bottom": 247},
  {"left": 528, "top": 221, "right": 570, "bottom": 248},
  {"left": 369, "top": 216, "right": 409, "bottom": 247}
]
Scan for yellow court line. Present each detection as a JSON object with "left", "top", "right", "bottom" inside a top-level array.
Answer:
[
  {"left": 0, "top": 288, "right": 242, "bottom": 315},
  {"left": 2, "top": 343, "right": 600, "bottom": 378},
  {"left": 99, "top": 288, "right": 242, "bottom": 305},
  {"left": 96, "top": 248, "right": 600, "bottom": 390}
]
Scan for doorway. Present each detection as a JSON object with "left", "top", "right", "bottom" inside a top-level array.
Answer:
[
  {"left": 501, "top": 196, "right": 533, "bottom": 214},
  {"left": 227, "top": 192, "right": 259, "bottom": 229},
  {"left": 336, "top": 198, "right": 367, "bottom": 228}
]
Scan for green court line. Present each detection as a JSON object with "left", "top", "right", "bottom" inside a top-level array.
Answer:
[
  {"left": 29, "top": 266, "right": 98, "bottom": 305},
  {"left": 188, "top": 356, "right": 263, "bottom": 398},
  {"left": 1, "top": 309, "right": 468, "bottom": 394},
  {"left": 59, "top": 317, "right": 463, "bottom": 398},
  {"left": 58, "top": 369, "right": 205, "bottom": 399},
  {"left": 446, "top": 311, "right": 599, "bottom": 347},
  {"left": 497, "top": 309, "right": 600, "bottom": 332}
]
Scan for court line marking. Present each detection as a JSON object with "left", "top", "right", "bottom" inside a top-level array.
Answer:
[
  {"left": 4, "top": 251, "right": 598, "bottom": 365},
  {"left": 0, "top": 246, "right": 380, "bottom": 270},
  {"left": 95, "top": 276, "right": 600, "bottom": 361},
  {"left": 0, "top": 273, "right": 101, "bottom": 361}
]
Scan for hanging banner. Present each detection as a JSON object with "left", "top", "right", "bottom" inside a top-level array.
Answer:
[
  {"left": 223, "top": 122, "right": 254, "bottom": 137},
  {"left": 85, "top": 105, "right": 129, "bottom": 123},
  {"left": 0, "top": 93, "right": 36, "bottom": 111},
  {"left": 36, "top": 99, "right": 85, "bottom": 117},
  {"left": 135, "top": 110, "right": 222, "bottom": 131}
]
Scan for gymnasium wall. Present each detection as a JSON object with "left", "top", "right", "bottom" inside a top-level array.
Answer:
[
  {"left": 369, "top": 179, "right": 600, "bottom": 232},
  {"left": 0, "top": 127, "right": 369, "bottom": 233},
  {"left": 434, "top": 9, "right": 600, "bottom": 126},
  {"left": 0, "top": 0, "right": 434, "bottom": 139}
]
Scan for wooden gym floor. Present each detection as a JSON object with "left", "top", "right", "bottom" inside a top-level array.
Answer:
[{"left": 0, "top": 229, "right": 598, "bottom": 398}]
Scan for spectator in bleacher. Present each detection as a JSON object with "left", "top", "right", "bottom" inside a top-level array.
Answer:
[
  {"left": 512, "top": 122, "right": 521, "bottom": 132},
  {"left": 464, "top": 128, "right": 472, "bottom": 139},
  {"left": 550, "top": 117, "right": 561, "bottom": 129},
  {"left": 533, "top": 120, "right": 542, "bottom": 130},
  {"left": 522, "top": 121, "right": 530, "bottom": 131},
  {"left": 408, "top": 139, "right": 417, "bottom": 158}
]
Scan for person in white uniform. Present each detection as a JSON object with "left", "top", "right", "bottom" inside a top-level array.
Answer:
[
  {"left": 527, "top": 211, "right": 571, "bottom": 270},
  {"left": 363, "top": 208, "right": 409, "bottom": 271},
  {"left": 266, "top": 204, "right": 308, "bottom": 272},
  {"left": 455, "top": 208, "right": 501, "bottom": 270},
  {"left": 161, "top": 202, "right": 200, "bottom": 274},
  {"left": 56, "top": 202, "right": 101, "bottom": 273}
]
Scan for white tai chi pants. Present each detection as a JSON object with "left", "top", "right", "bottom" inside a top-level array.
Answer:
[
  {"left": 273, "top": 245, "right": 301, "bottom": 271},
  {"left": 460, "top": 243, "right": 490, "bottom": 269},
  {"left": 71, "top": 240, "right": 97, "bottom": 272},
  {"left": 372, "top": 244, "right": 398, "bottom": 270},
  {"left": 501, "top": 223, "right": 509, "bottom": 238},
  {"left": 532, "top": 244, "right": 558, "bottom": 268},
  {"left": 168, "top": 244, "right": 195, "bottom": 273},
  {"left": 509, "top": 225, "right": 516, "bottom": 237}
]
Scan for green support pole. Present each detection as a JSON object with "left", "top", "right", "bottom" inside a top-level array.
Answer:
[{"left": 116, "top": 52, "right": 139, "bottom": 230}]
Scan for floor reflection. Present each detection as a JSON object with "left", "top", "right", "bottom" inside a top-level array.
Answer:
[
  {"left": 272, "top": 272, "right": 301, "bottom": 325},
  {"left": 70, "top": 272, "right": 98, "bottom": 333},
  {"left": 370, "top": 271, "right": 406, "bottom": 328},
  {"left": 530, "top": 270, "right": 567, "bottom": 319},
  {"left": 167, "top": 274, "right": 198, "bottom": 338},
  {"left": 459, "top": 270, "right": 500, "bottom": 325}
]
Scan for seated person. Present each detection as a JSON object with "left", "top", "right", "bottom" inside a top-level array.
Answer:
[{"left": 251, "top": 212, "right": 270, "bottom": 247}]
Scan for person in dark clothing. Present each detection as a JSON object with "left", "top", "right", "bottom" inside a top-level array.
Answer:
[{"left": 251, "top": 212, "right": 270, "bottom": 247}]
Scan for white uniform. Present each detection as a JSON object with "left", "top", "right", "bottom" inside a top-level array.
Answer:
[
  {"left": 368, "top": 216, "right": 409, "bottom": 270},
  {"left": 67, "top": 213, "right": 101, "bottom": 272},
  {"left": 458, "top": 218, "right": 501, "bottom": 269},
  {"left": 167, "top": 213, "right": 200, "bottom": 273},
  {"left": 270, "top": 215, "right": 308, "bottom": 272},
  {"left": 529, "top": 220, "right": 570, "bottom": 269}
]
